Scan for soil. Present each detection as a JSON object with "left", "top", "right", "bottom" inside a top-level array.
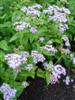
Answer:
[{"left": 18, "top": 76, "right": 75, "bottom": 100}]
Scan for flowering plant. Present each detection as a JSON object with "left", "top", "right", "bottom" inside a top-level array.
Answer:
[{"left": 0, "top": 0, "right": 75, "bottom": 99}]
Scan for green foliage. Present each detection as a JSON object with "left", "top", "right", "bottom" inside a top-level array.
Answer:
[{"left": 0, "top": 0, "right": 75, "bottom": 99}]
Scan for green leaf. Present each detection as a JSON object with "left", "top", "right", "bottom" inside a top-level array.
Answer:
[
  {"left": 9, "top": 81, "right": 24, "bottom": 98},
  {"left": 0, "top": 22, "right": 11, "bottom": 28},
  {"left": 3, "top": 69, "right": 18, "bottom": 82},
  {"left": 63, "top": 55, "right": 73, "bottom": 69},
  {"left": 46, "top": 70, "right": 52, "bottom": 85},
  {"left": 37, "top": 69, "right": 45, "bottom": 79},
  {"left": 0, "top": 40, "right": 9, "bottom": 51},
  {"left": 0, "top": 50, "right": 5, "bottom": 62},
  {"left": 12, "top": 11, "right": 23, "bottom": 23},
  {"left": 18, "top": 70, "right": 35, "bottom": 81},
  {"left": 9, "top": 33, "right": 19, "bottom": 43}
]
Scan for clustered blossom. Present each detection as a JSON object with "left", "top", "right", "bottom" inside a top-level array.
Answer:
[
  {"left": 14, "top": 4, "right": 70, "bottom": 34},
  {"left": 59, "top": 23, "right": 69, "bottom": 34},
  {"left": 21, "top": 5, "right": 41, "bottom": 17},
  {"left": 31, "top": 50, "right": 45, "bottom": 64},
  {"left": 60, "top": 47, "right": 70, "bottom": 54},
  {"left": 30, "top": 27, "right": 37, "bottom": 34},
  {"left": 5, "top": 51, "right": 46, "bottom": 69},
  {"left": 5, "top": 52, "right": 29, "bottom": 69},
  {"left": 22, "top": 81, "right": 29, "bottom": 88},
  {"left": 26, "top": 64, "right": 33, "bottom": 71},
  {"left": 51, "top": 64, "right": 66, "bottom": 84},
  {"left": 41, "top": 44, "right": 57, "bottom": 53},
  {"left": 13, "top": 21, "right": 31, "bottom": 31},
  {"left": 62, "top": 35, "right": 70, "bottom": 47},
  {"left": 20, "top": 51, "right": 29, "bottom": 63},
  {"left": 44, "top": 5, "right": 70, "bottom": 33},
  {"left": 63, "top": 76, "right": 74, "bottom": 85},
  {"left": 43, "top": 62, "right": 49, "bottom": 68},
  {"left": 5, "top": 54, "right": 22, "bottom": 69},
  {"left": 0, "top": 83, "right": 17, "bottom": 100},
  {"left": 43, "top": 62, "right": 66, "bottom": 84},
  {"left": 14, "top": 21, "right": 37, "bottom": 33}
]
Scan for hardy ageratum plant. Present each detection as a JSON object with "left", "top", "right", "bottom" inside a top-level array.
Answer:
[{"left": 0, "top": 1, "right": 75, "bottom": 99}]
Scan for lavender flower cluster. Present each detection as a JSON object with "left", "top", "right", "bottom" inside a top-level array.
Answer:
[
  {"left": 26, "top": 64, "right": 33, "bottom": 71},
  {"left": 13, "top": 21, "right": 30, "bottom": 31},
  {"left": 41, "top": 44, "right": 57, "bottom": 53},
  {"left": 60, "top": 47, "right": 70, "bottom": 55},
  {"left": 5, "top": 52, "right": 29, "bottom": 69},
  {"left": 0, "top": 83, "right": 17, "bottom": 100},
  {"left": 21, "top": 4, "right": 42, "bottom": 17},
  {"left": 14, "top": 21, "right": 37, "bottom": 34},
  {"left": 14, "top": 4, "right": 70, "bottom": 34},
  {"left": 31, "top": 50, "right": 45, "bottom": 64},
  {"left": 63, "top": 76, "right": 74, "bottom": 85},
  {"left": 5, "top": 50, "right": 46, "bottom": 70},
  {"left": 14, "top": 4, "right": 42, "bottom": 33},
  {"left": 43, "top": 62, "right": 66, "bottom": 84},
  {"left": 62, "top": 35, "right": 70, "bottom": 47},
  {"left": 42, "top": 61, "right": 74, "bottom": 85},
  {"left": 51, "top": 64, "right": 66, "bottom": 84},
  {"left": 43, "top": 5, "right": 70, "bottom": 33},
  {"left": 22, "top": 81, "right": 29, "bottom": 88}
]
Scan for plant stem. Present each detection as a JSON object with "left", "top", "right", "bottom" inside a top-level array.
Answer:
[{"left": 55, "top": 55, "right": 63, "bottom": 65}]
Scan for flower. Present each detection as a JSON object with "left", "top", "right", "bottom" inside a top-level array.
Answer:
[
  {"left": 43, "top": 5, "right": 70, "bottom": 33},
  {"left": 51, "top": 71, "right": 60, "bottom": 84},
  {"left": 63, "top": 76, "right": 74, "bottom": 85},
  {"left": 51, "top": 75, "right": 58, "bottom": 84},
  {"left": 31, "top": 50, "right": 45, "bottom": 63},
  {"left": 54, "top": 64, "right": 66, "bottom": 75},
  {"left": 59, "top": 24, "right": 69, "bottom": 33},
  {"left": 22, "top": 81, "right": 29, "bottom": 88},
  {"left": 73, "top": 57, "right": 75, "bottom": 64},
  {"left": 26, "top": 64, "right": 33, "bottom": 71},
  {"left": 30, "top": 27, "right": 37, "bottom": 34},
  {"left": 21, "top": 6, "right": 27, "bottom": 12},
  {"left": 14, "top": 22, "right": 30, "bottom": 31},
  {"left": 60, "top": 48, "right": 70, "bottom": 54},
  {"left": 20, "top": 51, "right": 29, "bottom": 63},
  {"left": 70, "top": 54, "right": 74, "bottom": 59},
  {"left": 65, "top": 41, "right": 70, "bottom": 47},
  {"left": 5, "top": 54, "right": 22, "bottom": 69},
  {"left": 43, "top": 62, "right": 49, "bottom": 68},
  {"left": 62, "top": 7, "right": 71, "bottom": 15},
  {"left": 21, "top": 6, "right": 41, "bottom": 17},
  {"left": 41, "top": 44, "right": 57, "bottom": 53},
  {"left": 5, "top": 52, "right": 29, "bottom": 69},
  {"left": 51, "top": 64, "right": 66, "bottom": 84},
  {"left": 49, "top": 13, "right": 67, "bottom": 23},
  {"left": 0, "top": 83, "right": 17, "bottom": 100},
  {"left": 62, "top": 35, "right": 69, "bottom": 41},
  {"left": 62, "top": 35, "right": 70, "bottom": 46}
]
